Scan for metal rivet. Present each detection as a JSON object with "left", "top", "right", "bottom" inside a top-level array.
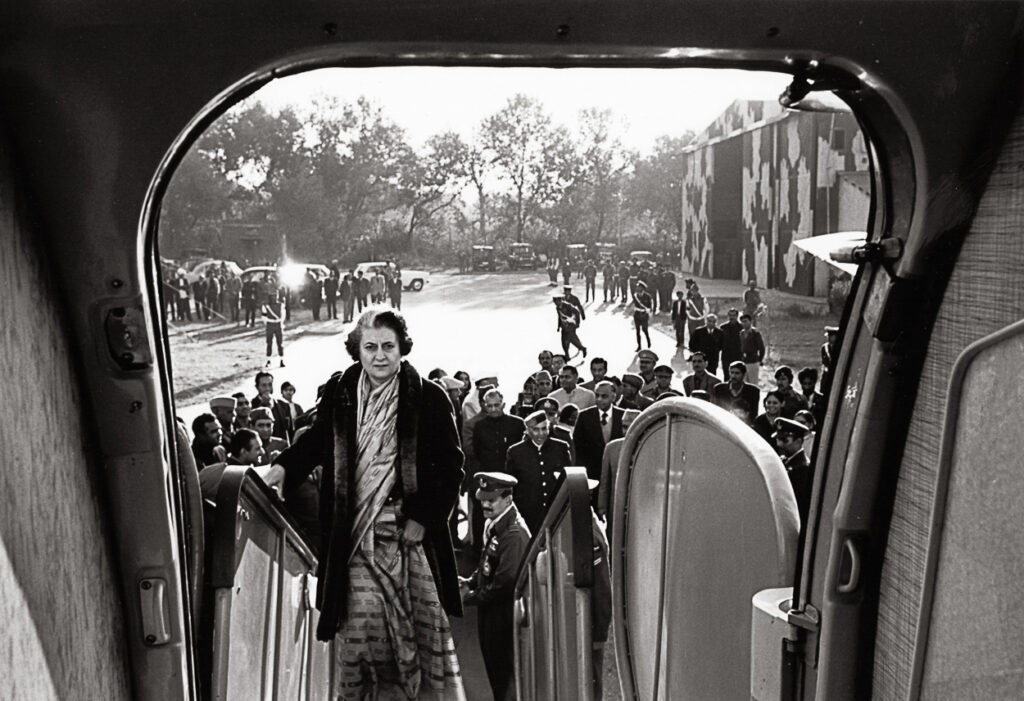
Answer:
[
  {"left": 141, "top": 580, "right": 152, "bottom": 590},
  {"left": 323, "top": 22, "right": 338, "bottom": 36},
  {"left": 767, "top": 26, "right": 780, "bottom": 38},
  {"left": 130, "top": 400, "right": 143, "bottom": 413},
  {"left": 111, "top": 279, "right": 124, "bottom": 288},
  {"left": 121, "top": 353, "right": 135, "bottom": 364},
  {"left": 145, "top": 634, "right": 156, "bottom": 644},
  {"left": 556, "top": 24, "right": 570, "bottom": 38}
]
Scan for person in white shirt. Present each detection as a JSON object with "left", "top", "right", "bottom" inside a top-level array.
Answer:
[{"left": 548, "top": 365, "right": 596, "bottom": 410}]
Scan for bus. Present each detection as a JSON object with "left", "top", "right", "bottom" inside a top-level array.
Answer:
[{"left": 4, "top": 2, "right": 1023, "bottom": 699}]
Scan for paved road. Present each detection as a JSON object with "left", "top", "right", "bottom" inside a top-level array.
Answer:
[{"left": 181, "top": 270, "right": 689, "bottom": 419}]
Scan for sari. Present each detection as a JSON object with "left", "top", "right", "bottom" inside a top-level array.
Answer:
[{"left": 334, "top": 371, "right": 465, "bottom": 700}]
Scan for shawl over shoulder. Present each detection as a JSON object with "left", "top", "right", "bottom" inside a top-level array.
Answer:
[{"left": 275, "top": 360, "right": 465, "bottom": 641}]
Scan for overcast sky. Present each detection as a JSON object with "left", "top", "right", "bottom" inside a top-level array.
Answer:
[{"left": 254, "top": 66, "right": 791, "bottom": 155}]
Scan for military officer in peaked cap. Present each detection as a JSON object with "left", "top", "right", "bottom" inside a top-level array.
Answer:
[
  {"left": 535, "top": 396, "right": 576, "bottom": 461},
  {"left": 636, "top": 348, "right": 659, "bottom": 398},
  {"left": 460, "top": 472, "right": 531, "bottom": 701},
  {"left": 774, "top": 417, "right": 813, "bottom": 524},
  {"left": 504, "top": 409, "right": 572, "bottom": 535}
]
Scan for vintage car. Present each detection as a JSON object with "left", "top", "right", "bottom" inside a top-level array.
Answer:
[
  {"left": 470, "top": 244, "right": 496, "bottom": 271},
  {"left": 508, "top": 242, "right": 538, "bottom": 269},
  {"left": 353, "top": 261, "right": 430, "bottom": 291}
]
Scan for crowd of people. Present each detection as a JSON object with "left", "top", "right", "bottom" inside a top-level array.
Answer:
[
  {"left": 179, "top": 260, "right": 839, "bottom": 699},
  {"left": 162, "top": 258, "right": 406, "bottom": 327}
]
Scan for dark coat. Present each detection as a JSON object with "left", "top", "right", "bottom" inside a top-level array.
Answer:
[
  {"left": 689, "top": 325, "right": 725, "bottom": 372},
  {"left": 711, "top": 381, "right": 761, "bottom": 426},
  {"left": 472, "top": 414, "right": 527, "bottom": 474},
  {"left": 275, "top": 361, "right": 464, "bottom": 641},
  {"left": 719, "top": 319, "right": 743, "bottom": 367},
  {"left": 504, "top": 437, "right": 572, "bottom": 535},
  {"left": 251, "top": 394, "right": 292, "bottom": 440},
  {"left": 784, "top": 449, "right": 812, "bottom": 524},
  {"left": 573, "top": 405, "right": 624, "bottom": 483}
]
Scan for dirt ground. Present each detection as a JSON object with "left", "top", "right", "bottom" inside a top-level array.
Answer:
[{"left": 168, "top": 308, "right": 346, "bottom": 403}]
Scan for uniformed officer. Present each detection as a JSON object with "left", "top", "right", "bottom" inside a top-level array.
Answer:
[
  {"left": 534, "top": 396, "right": 576, "bottom": 462},
  {"left": 636, "top": 349, "right": 659, "bottom": 397},
  {"left": 460, "top": 472, "right": 531, "bottom": 701},
  {"left": 774, "top": 417, "right": 812, "bottom": 524},
  {"left": 504, "top": 409, "right": 573, "bottom": 534}
]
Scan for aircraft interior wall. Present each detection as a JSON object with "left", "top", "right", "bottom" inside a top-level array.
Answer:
[{"left": 0, "top": 129, "right": 131, "bottom": 699}]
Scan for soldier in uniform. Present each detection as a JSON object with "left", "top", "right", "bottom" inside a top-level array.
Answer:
[
  {"left": 534, "top": 396, "right": 576, "bottom": 462},
  {"left": 504, "top": 409, "right": 572, "bottom": 534},
  {"left": 636, "top": 348, "right": 659, "bottom": 397},
  {"left": 617, "top": 372, "right": 653, "bottom": 411},
  {"left": 774, "top": 417, "right": 812, "bottom": 524},
  {"left": 460, "top": 472, "right": 531, "bottom": 701}
]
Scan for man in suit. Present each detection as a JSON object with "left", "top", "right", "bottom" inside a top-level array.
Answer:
[
  {"left": 354, "top": 270, "right": 369, "bottom": 311},
  {"left": 596, "top": 408, "right": 641, "bottom": 526},
  {"left": 689, "top": 313, "right": 725, "bottom": 377},
  {"left": 504, "top": 409, "right": 573, "bottom": 535},
  {"left": 574, "top": 382, "right": 625, "bottom": 501},
  {"left": 250, "top": 370, "right": 292, "bottom": 440},
  {"left": 670, "top": 289, "right": 687, "bottom": 346},
  {"left": 470, "top": 389, "right": 526, "bottom": 555},
  {"left": 682, "top": 352, "right": 718, "bottom": 397},
  {"left": 711, "top": 361, "right": 761, "bottom": 426},
  {"left": 719, "top": 307, "right": 743, "bottom": 372},
  {"left": 798, "top": 366, "right": 827, "bottom": 427},
  {"left": 579, "top": 357, "right": 608, "bottom": 392}
]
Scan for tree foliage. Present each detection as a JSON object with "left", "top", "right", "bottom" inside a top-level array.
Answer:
[{"left": 160, "top": 93, "right": 696, "bottom": 264}]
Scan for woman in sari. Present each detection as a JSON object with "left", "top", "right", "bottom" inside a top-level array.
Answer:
[{"left": 266, "top": 309, "right": 466, "bottom": 699}]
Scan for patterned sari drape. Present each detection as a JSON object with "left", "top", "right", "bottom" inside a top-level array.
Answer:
[{"left": 334, "top": 371, "right": 465, "bottom": 700}]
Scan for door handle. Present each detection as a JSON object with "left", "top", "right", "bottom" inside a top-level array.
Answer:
[{"left": 837, "top": 537, "right": 861, "bottom": 594}]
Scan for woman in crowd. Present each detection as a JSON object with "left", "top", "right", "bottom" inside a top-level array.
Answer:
[
  {"left": 266, "top": 309, "right": 466, "bottom": 699},
  {"left": 753, "top": 390, "right": 785, "bottom": 448}
]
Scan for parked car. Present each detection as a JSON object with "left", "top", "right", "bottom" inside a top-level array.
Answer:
[
  {"left": 508, "top": 242, "right": 538, "bottom": 269},
  {"left": 471, "top": 244, "right": 495, "bottom": 271},
  {"left": 185, "top": 258, "right": 242, "bottom": 284},
  {"left": 353, "top": 261, "right": 430, "bottom": 291},
  {"left": 565, "top": 243, "right": 587, "bottom": 266},
  {"left": 594, "top": 242, "right": 617, "bottom": 262},
  {"left": 629, "top": 249, "right": 654, "bottom": 264}
]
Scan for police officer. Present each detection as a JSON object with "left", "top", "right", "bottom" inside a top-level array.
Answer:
[
  {"left": 460, "top": 472, "right": 531, "bottom": 701},
  {"left": 774, "top": 417, "right": 812, "bottom": 524},
  {"left": 504, "top": 409, "right": 572, "bottom": 534}
]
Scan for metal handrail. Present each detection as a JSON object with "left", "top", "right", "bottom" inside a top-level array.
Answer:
[
  {"left": 514, "top": 466, "right": 596, "bottom": 701},
  {"left": 208, "top": 466, "right": 328, "bottom": 701},
  {"left": 514, "top": 467, "right": 595, "bottom": 596}
]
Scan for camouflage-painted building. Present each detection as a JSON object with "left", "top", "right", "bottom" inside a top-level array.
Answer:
[{"left": 681, "top": 100, "right": 869, "bottom": 296}]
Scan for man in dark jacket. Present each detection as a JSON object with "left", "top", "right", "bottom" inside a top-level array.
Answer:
[
  {"left": 470, "top": 389, "right": 526, "bottom": 555},
  {"left": 323, "top": 270, "right": 339, "bottom": 320},
  {"left": 460, "top": 472, "right": 531, "bottom": 701},
  {"left": 774, "top": 417, "right": 812, "bottom": 524},
  {"left": 711, "top": 361, "right": 761, "bottom": 426},
  {"left": 719, "top": 307, "right": 743, "bottom": 372},
  {"left": 574, "top": 382, "right": 625, "bottom": 504},
  {"left": 689, "top": 313, "right": 725, "bottom": 377},
  {"left": 504, "top": 409, "right": 572, "bottom": 534}
]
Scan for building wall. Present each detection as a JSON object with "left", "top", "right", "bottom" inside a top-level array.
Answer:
[{"left": 683, "top": 101, "right": 870, "bottom": 296}]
